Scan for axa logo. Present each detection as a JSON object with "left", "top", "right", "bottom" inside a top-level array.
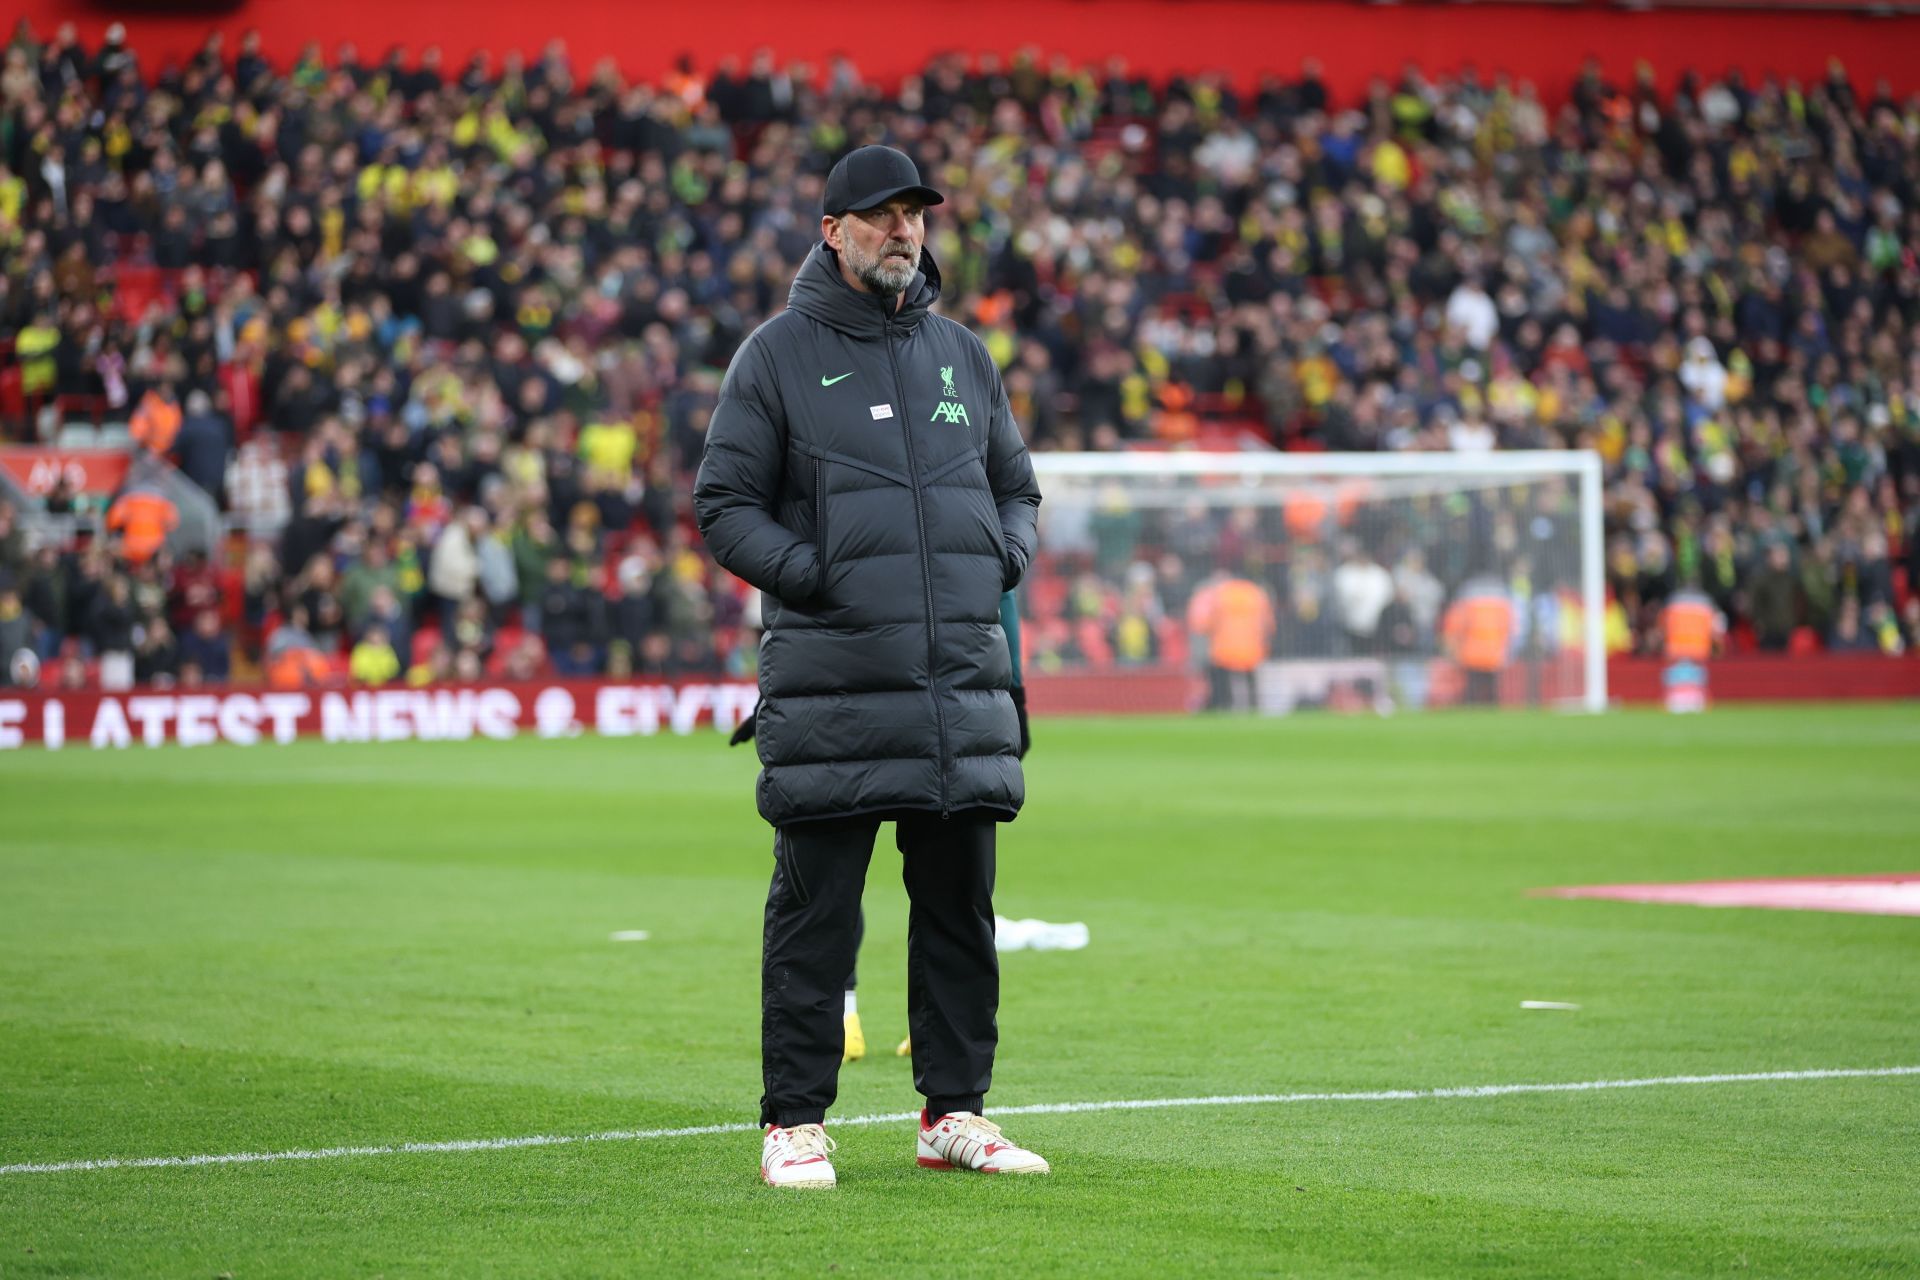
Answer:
[{"left": 931, "top": 365, "right": 969, "bottom": 424}]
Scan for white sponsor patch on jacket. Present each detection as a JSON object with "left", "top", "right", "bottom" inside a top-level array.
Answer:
[{"left": 870, "top": 403, "right": 893, "bottom": 420}]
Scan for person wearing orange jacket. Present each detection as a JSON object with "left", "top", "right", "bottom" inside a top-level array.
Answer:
[
  {"left": 104, "top": 490, "right": 179, "bottom": 566},
  {"left": 1186, "top": 570, "right": 1277, "bottom": 711},
  {"left": 264, "top": 604, "right": 333, "bottom": 689},
  {"left": 1659, "top": 587, "right": 1722, "bottom": 662},
  {"left": 1658, "top": 587, "right": 1722, "bottom": 713},
  {"left": 1440, "top": 574, "right": 1516, "bottom": 706},
  {"left": 129, "top": 384, "right": 183, "bottom": 456}
]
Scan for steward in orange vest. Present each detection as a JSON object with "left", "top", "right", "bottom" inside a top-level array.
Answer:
[
  {"left": 1660, "top": 589, "right": 1721, "bottom": 662},
  {"left": 1187, "top": 573, "right": 1277, "bottom": 710},
  {"left": 1441, "top": 575, "right": 1515, "bottom": 705}
]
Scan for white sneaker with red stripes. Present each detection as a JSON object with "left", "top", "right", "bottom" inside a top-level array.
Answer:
[
  {"left": 761, "top": 1123, "right": 836, "bottom": 1189},
  {"left": 916, "top": 1110, "right": 1051, "bottom": 1174}
]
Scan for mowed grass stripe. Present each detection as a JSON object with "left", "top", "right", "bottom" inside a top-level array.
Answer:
[{"left": 2, "top": 707, "right": 1915, "bottom": 1276}]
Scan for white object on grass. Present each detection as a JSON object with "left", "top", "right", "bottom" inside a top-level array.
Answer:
[
  {"left": 1520, "top": 1000, "right": 1580, "bottom": 1010},
  {"left": 994, "top": 916, "right": 1089, "bottom": 952},
  {"left": 608, "top": 930, "right": 651, "bottom": 942}
]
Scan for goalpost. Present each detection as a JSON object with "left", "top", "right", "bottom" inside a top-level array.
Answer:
[{"left": 1025, "top": 451, "right": 1607, "bottom": 714}]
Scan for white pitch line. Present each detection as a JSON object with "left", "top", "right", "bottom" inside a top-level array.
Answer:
[{"left": 4, "top": 1064, "right": 1915, "bottom": 1178}]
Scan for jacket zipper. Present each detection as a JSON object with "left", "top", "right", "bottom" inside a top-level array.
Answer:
[{"left": 884, "top": 312, "right": 951, "bottom": 817}]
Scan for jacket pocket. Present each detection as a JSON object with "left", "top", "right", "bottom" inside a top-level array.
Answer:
[{"left": 812, "top": 456, "right": 830, "bottom": 592}]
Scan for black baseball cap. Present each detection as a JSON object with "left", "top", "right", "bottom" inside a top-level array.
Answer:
[{"left": 822, "top": 145, "right": 944, "bottom": 217}]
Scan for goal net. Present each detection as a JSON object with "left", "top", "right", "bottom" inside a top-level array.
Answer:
[{"left": 1022, "top": 452, "right": 1606, "bottom": 714}]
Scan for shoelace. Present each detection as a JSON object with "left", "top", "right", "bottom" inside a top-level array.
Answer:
[
  {"left": 946, "top": 1114, "right": 1005, "bottom": 1144},
  {"left": 781, "top": 1124, "right": 836, "bottom": 1161}
]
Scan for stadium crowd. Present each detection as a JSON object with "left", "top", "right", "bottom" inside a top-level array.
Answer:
[{"left": 2, "top": 20, "right": 1919, "bottom": 691}]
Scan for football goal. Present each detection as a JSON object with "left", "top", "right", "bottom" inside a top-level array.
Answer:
[{"left": 1023, "top": 451, "right": 1606, "bottom": 714}]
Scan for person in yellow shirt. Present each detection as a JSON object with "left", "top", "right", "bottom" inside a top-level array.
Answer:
[
  {"left": 578, "top": 417, "right": 638, "bottom": 477},
  {"left": 349, "top": 624, "right": 402, "bottom": 686},
  {"left": 0, "top": 164, "right": 24, "bottom": 225},
  {"left": 412, "top": 150, "right": 459, "bottom": 210},
  {"left": 16, "top": 313, "right": 60, "bottom": 399},
  {"left": 405, "top": 640, "right": 453, "bottom": 688},
  {"left": 1370, "top": 136, "right": 1411, "bottom": 190}
]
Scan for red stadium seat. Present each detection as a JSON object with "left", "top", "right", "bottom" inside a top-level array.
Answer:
[
  {"left": 0, "top": 365, "right": 25, "bottom": 431},
  {"left": 411, "top": 627, "right": 445, "bottom": 666},
  {"left": 114, "top": 264, "right": 170, "bottom": 324},
  {"left": 55, "top": 394, "right": 107, "bottom": 426}
]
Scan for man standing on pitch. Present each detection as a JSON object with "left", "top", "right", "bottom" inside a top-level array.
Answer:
[{"left": 694, "top": 146, "right": 1047, "bottom": 1188}]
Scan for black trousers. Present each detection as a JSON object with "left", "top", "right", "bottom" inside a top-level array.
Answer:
[
  {"left": 1207, "top": 664, "right": 1256, "bottom": 711},
  {"left": 760, "top": 812, "right": 998, "bottom": 1128},
  {"left": 845, "top": 910, "right": 863, "bottom": 992}
]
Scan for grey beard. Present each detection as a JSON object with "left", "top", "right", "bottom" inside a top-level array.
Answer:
[{"left": 853, "top": 244, "right": 919, "bottom": 297}]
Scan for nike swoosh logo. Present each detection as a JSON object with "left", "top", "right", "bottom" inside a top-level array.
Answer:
[{"left": 820, "top": 372, "right": 854, "bottom": 386}]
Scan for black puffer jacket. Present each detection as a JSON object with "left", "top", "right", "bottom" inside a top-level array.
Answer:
[{"left": 694, "top": 243, "right": 1041, "bottom": 826}]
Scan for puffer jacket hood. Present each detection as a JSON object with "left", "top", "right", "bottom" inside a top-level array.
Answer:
[
  {"left": 694, "top": 240, "right": 1040, "bottom": 828},
  {"left": 786, "top": 240, "right": 941, "bottom": 340}
]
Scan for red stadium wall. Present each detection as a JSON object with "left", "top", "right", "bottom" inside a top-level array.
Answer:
[
  {"left": 2, "top": 657, "right": 1910, "bottom": 749},
  {"left": 16, "top": 0, "right": 1920, "bottom": 105},
  {"left": 1605, "top": 655, "right": 1920, "bottom": 704},
  {"left": 0, "top": 678, "right": 761, "bottom": 750},
  {"left": 1023, "top": 656, "right": 1920, "bottom": 716}
]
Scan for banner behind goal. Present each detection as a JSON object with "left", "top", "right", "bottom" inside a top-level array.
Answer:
[{"left": 1023, "top": 452, "right": 1606, "bottom": 714}]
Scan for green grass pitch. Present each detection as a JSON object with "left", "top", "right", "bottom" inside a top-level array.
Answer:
[{"left": 3, "top": 706, "right": 1917, "bottom": 1277}]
